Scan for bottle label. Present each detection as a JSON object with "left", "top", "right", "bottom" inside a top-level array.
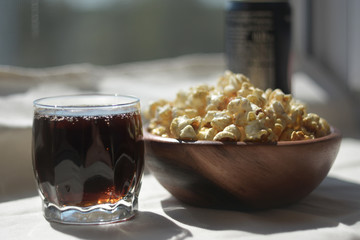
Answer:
[{"left": 226, "top": 10, "right": 275, "bottom": 90}]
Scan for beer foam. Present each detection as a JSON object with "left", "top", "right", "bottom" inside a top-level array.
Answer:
[
  {"left": 34, "top": 95, "right": 140, "bottom": 117},
  {"left": 36, "top": 94, "right": 136, "bottom": 105},
  {"left": 35, "top": 107, "right": 139, "bottom": 119}
]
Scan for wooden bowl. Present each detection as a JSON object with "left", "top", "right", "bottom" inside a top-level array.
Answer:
[{"left": 144, "top": 127, "right": 342, "bottom": 210}]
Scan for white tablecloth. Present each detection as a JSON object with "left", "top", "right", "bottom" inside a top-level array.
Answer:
[
  {"left": 1, "top": 138, "right": 360, "bottom": 240},
  {"left": 1, "top": 54, "right": 360, "bottom": 239}
]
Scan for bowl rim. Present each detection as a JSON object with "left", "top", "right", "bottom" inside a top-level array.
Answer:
[{"left": 143, "top": 126, "right": 341, "bottom": 146}]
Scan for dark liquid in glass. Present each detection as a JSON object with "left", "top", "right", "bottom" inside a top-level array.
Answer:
[{"left": 32, "top": 111, "right": 144, "bottom": 207}]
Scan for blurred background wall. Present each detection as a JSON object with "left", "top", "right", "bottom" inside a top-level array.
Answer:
[
  {"left": 0, "top": 0, "right": 359, "bottom": 88},
  {"left": 0, "top": 0, "right": 359, "bottom": 134},
  {"left": 0, "top": 0, "right": 226, "bottom": 67}
]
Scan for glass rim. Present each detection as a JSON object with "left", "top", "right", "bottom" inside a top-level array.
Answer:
[{"left": 33, "top": 93, "right": 140, "bottom": 110}]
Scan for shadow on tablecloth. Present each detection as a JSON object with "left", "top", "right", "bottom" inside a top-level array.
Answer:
[
  {"left": 50, "top": 211, "right": 191, "bottom": 240},
  {"left": 161, "top": 176, "right": 360, "bottom": 234}
]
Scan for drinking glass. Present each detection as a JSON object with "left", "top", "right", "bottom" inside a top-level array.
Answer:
[{"left": 32, "top": 94, "right": 144, "bottom": 224}]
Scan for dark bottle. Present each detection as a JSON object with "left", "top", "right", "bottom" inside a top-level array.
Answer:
[{"left": 225, "top": 0, "right": 292, "bottom": 93}]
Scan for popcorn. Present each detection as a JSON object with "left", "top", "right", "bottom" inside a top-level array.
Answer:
[
  {"left": 179, "top": 125, "right": 197, "bottom": 140},
  {"left": 174, "top": 90, "right": 188, "bottom": 109},
  {"left": 291, "top": 130, "right": 312, "bottom": 141},
  {"left": 147, "top": 71, "right": 331, "bottom": 142},
  {"left": 170, "top": 115, "right": 201, "bottom": 140},
  {"left": 146, "top": 99, "right": 168, "bottom": 119},
  {"left": 180, "top": 85, "right": 212, "bottom": 116},
  {"left": 228, "top": 97, "right": 260, "bottom": 127},
  {"left": 197, "top": 127, "right": 217, "bottom": 140},
  {"left": 203, "top": 110, "right": 233, "bottom": 131},
  {"left": 244, "top": 111, "right": 274, "bottom": 142},
  {"left": 155, "top": 104, "right": 173, "bottom": 127},
  {"left": 150, "top": 125, "right": 168, "bottom": 137},
  {"left": 302, "top": 113, "right": 330, "bottom": 138},
  {"left": 214, "top": 124, "right": 242, "bottom": 141},
  {"left": 206, "top": 92, "right": 228, "bottom": 111},
  {"left": 217, "top": 71, "right": 250, "bottom": 97},
  {"left": 227, "top": 97, "right": 253, "bottom": 115}
]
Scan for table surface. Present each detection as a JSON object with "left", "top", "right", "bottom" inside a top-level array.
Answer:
[
  {"left": 1, "top": 54, "right": 360, "bottom": 239},
  {"left": 1, "top": 137, "right": 360, "bottom": 240}
]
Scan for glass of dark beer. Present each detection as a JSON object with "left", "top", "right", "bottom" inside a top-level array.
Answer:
[{"left": 32, "top": 94, "right": 144, "bottom": 224}]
